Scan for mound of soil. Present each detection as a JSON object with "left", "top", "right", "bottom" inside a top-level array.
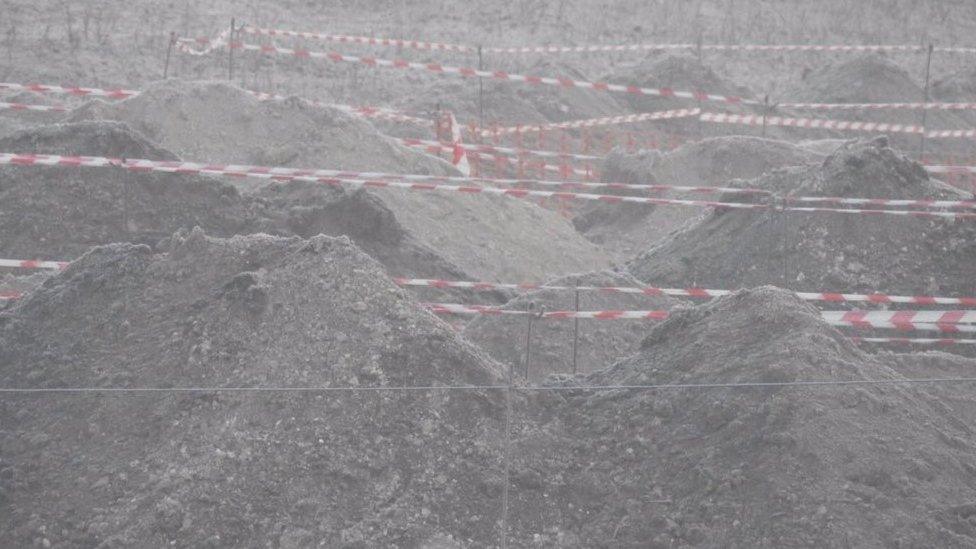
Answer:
[
  {"left": 68, "top": 79, "right": 451, "bottom": 176},
  {"left": 0, "top": 90, "right": 67, "bottom": 139},
  {"left": 1, "top": 117, "right": 605, "bottom": 284},
  {"left": 0, "top": 229, "right": 510, "bottom": 547},
  {"left": 69, "top": 80, "right": 610, "bottom": 282},
  {"left": 389, "top": 57, "right": 631, "bottom": 137},
  {"left": 628, "top": 138, "right": 976, "bottom": 298},
  {"left": 0, "top": 121, "right": 275, "bottom": 260},
  {"left": 606, "top": 54, "right": 755, "bottom": 114},
  {"left": 602, "top": 54, "right": 824, "bottom": 145},
  {"left": 781, "top": 55, "right": 971, "bottom": 154},
  {"left": 932, "top": 67, "right": 976, "bottom": 127},
  {"left": 575, "top": 136, "right": 822, "bottom": 260},
  {"left": 461, "top": 270, "right": 682, "bottom": 381},
  {"left": 507, "top": 287, "right": 976, "bottom": 546}
]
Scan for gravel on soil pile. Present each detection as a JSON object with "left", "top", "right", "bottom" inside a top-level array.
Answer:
[
  {"left": 574, "top": 135, "right": 822, "bottom": 259},
  {"left": 628, "top": 138, "right": 976, "bottom": 299},
  {"left": 506, "top": 286, "right": 976, "bottom": 546},
  {"left": 0, "top": 229, "right": 510, "bottom": 547}
]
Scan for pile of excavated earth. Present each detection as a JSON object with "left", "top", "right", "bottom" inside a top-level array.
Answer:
[
  {"left": 510, "top": 287, "right": 976, "bottom": 547},
  {"left": 1, "top": 80, "right": 610, "bottom": 285},
  {"left": 5, "top": 245, "right": 976, "bottom": 545},
  {"left": 629, "top": 138, "right": 976, "bottom": 298},
  {"left": 0, "top": 230, "right": 509, "bottom": 547},
  {"left": 781, "top": 55, "right": 972, "bottom": 156},
  {"left": 4, "top": 35, "right": 976, "bottom": 547},
  {"left": 577, "top": 135, "right": 824, "bottom": 259}
]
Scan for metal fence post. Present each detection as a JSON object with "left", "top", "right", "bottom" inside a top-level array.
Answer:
[
  {"left": 478, "top": 45, "right": 485, "bottom": 130},
  {"left": 228, "top": 18, "right": 235, "bottom": 81},
  {"left": 762, "top": 94, "right": 769, "bottom": 138},
  {"left": 163, "top": 32, "right": 175, "bottom": 78},
  {"left": 572, "top": 281, "right": 580, "bottom": 375},
  {"left": 523, "top": 302, "right": 537, "bottom": 380},
  {"left": 919, "top": 43, "right": 934, "bottom": 161}
]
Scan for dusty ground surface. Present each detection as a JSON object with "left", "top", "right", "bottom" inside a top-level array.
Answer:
[
  {"left": 3, "top": 1, "right": 976, "bottom": 547},
  {"left": 461, "top": 270, "right": 683, "bottom": 382}
]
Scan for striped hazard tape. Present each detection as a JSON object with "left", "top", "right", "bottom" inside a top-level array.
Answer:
[
  {"left": 393, "top": 278, "right": 976, "bottom": 306},
  {"left": 0, "top": 82, "right": 139, "bottom": 99},
  {"left": 779, "top": 102, "right": 976, "bottom": 111},
  {"left": 398, "top": 137, "right": 604, "bottom": 161},
  {"left": 2, "top": 154, "right": 974, "bottom": 218},
  {"left": 700, "top": 111, "right": 976, "bottom": 139},
  {"left": 786, "top": 196, "right": 976, "bottom": 210},
  {"left": 249, "top": 91, "right": 429, "bottom": 125},
  {"left": 0, "top": 259, "right": 68, "bottom": 270},
  {"left": 403, "top": 141, "right": 596, "bottom": 178},
  {"left": 202, "top": 40, "right": 757, "bottom": 106},
  {"left": 0, "top": 153, "right": 769, "bottom": 211},
  {"left": 820, "top": 310, "right": 976, "bottom": 325},
  {"left": 489, "top": 43, "right": 976, "bottom": 55},
  {"left": 424, "top": 303, "right": 976, "bottom": 332},
  {"left": 478, "top": 109, "right": 702, "bottom": 136},
  {"left": 0, "top": 81, "right": 427, "bottom": 126},
  {"left": 0, "top": 102, "right": 67, "bottom": 113},
  {"left": 227, "top": 27, "right": 976, "bottom": 55},
  {"left": 850, "top": 337, "right": 976, "bottom": 346},
  {"left": 926, "top": 165, "right": 976, "bottom": 175},
  {"left": 700, "top": 111, "right": 925, "bottom": 134},
  {"left": 478, "top": 110, "right": 976, "bottom": 142},
  {"left": 240, "top": 26, "right": 476, "bottom": 53}
]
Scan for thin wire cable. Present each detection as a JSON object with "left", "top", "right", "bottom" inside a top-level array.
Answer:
[{"left": 6, "top": 377, "right": 976, "bottom": 394}]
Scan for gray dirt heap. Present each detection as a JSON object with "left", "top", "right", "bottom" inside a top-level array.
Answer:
[
  {"left": 0, "top": 230, "right": 509, "bottom": 547},
  {"left": 628, "top": 138, "right": 976, "bottom": 298}
]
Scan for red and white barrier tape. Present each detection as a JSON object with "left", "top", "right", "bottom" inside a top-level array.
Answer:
[
  {"left": 779, "top": 102, "right": 976, "bottom": 111},
  {"left": 781, "top": 205, "right": 975, "bottom": 219},
  {"left": 700, "top": 111, "right": 924, "bottom": 134},
  {"left": 426, "top": 303, "right": 671, "bottom": 319},
  {"left": 230, "top": 28, "right": 976, "bottom": 55},
  {"left": 482, "top": 111, "right": 976, "bottom": 141},
  {"left": 786, "top": 196, "right": 976, "bottom": 210},
  {"left": 206, "top": 40, "right": 757, "bottom": 106},
  {"left": 828, "top": 320, "right": 976, "bottom": 333},
  {"left": 489, "top": 43, "right": 976, "bottom": 55},
  {"left": 821, "top": 310, "right": 976, "bottom": 325},
  {"left": 0, "top": 82, "right": 139, "bottom": 99},
  {"left": 4, "top": 153, "right": 974, "bottom": 218},
  {"left": 700, "top": 111, "right": 976, "bottom": 139},
  {"left": 398, "top": 137, "right": 603, "bottom": 161},
  {"left": 0, "top": 290, "right": 23, "bottom": 300},
  {"left": 175, "top": 29, "right": 231, "bottom": 56},
  {"left": 926, "top": 165, "right": 976, "bottom": 176},
  {"left": 402, "top": 144, "right": 972, "bottom": 204},
  {"left": 393, "top": 278, "right": 976, "bottom": 306},
  {"left": 0, "top": 102, "right": 67, "bottom": 113},
  {"left": 424, "top": 303, "right": 976, "bottom": 332},
  {"left": 407, "top": 142, "right": 596, "bottom": 178},
  {"left": 241, "top": 26, "right": 475, "bottom": 53},
  {"left": 478, "top": 109, "right": 702, "bottom": 137},
  {"left": 1, "top": 81, "right": 427, "bottom": 126},
  {"left": 0, "top": 153, "right": 766, "bottom": 211},
  {"left": 0, "top": 259, "right": 68, "bottom": 270},
  {"left": 248, "top": 90, "right": 429, "bottom": 125},
  {"left": 850, "top": 337, "right": 976, "bottom": 345}
]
